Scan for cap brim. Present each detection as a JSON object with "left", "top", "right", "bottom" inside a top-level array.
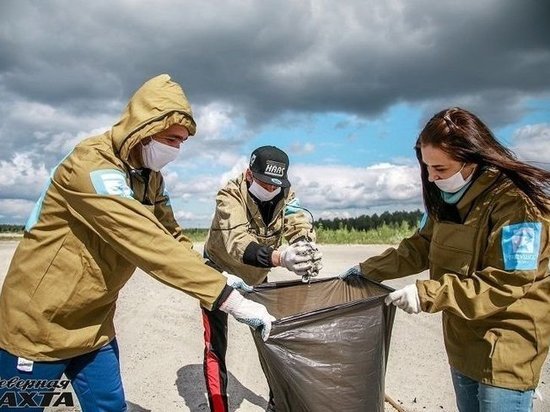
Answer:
[{"left": 252, "top": 172, "right": 290, "bottom": 188}]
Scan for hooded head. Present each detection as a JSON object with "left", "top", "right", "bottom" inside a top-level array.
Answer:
[{"left": 111, "top": 74, "right": 197, "bottom": 168}]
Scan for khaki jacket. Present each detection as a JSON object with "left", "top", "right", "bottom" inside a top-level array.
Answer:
[
  {"left": 0, "top": 74, "right": 227, "bottom": 361},
  {"left": 361, "top": 168, "right": 550, "bottom": 390},
  {"left": 204, "top": 173, "right": 314, "bottom": 285}
]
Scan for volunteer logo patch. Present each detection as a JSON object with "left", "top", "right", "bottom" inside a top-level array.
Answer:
[
  {"left": 501, "top": 222, "right": 542, "bottom": 270},
  {"left": 90, "top": 169, "right": 134, "bottom": 198},
  {"left": 285, "top": 198, "right": 302, "bottom": 216}
]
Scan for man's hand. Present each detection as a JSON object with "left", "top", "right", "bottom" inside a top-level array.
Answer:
[
  {"left": 279, "top": 241, "right": 314, "bottom": 275},
  {"left": 338, "top": 265, "right": 363, "bottom": 280},
  {"left": 384, "top": 284, "right": 421, "bottom": 314},
  {"left": 219, "top": 290, "right": 276, "bottom": 341},
  {"left": 223, "top": 272, "right": 253, "bottom": 292},
  {"left": 306, "top": 241, "right": 323, "bottom": 273}
]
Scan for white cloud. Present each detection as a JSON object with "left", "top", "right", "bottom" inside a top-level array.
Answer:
[
  {"left": 194, "top": 103, "right": 237, "bottom": 140},
  {"left": 0, "top": 199, "right": 36, "bottom": 223},
  {"left": 289, "top": 142, "right": 315, "bottom": 155},
  {"left": 511, "top": 123, "right": 550, "bottom": 165},
  {"left": 0, "top": 153, "right": 50, "bottom": 200},
  {"left": 289, "top": 162, "right": 422, "bottom": 215},
  {"left": 163, "top": 160, "right": 423, "bottom": 227}
]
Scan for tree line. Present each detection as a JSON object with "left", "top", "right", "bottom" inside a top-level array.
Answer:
[
  {"left": 314, "top": 209, "right": 423, "bottom": 231},
  {"left": 1, "top": 209, "right": 424, "bottom": 234},
  {"left": 0, "top": 224, "right": 24, "bottom": 233}
]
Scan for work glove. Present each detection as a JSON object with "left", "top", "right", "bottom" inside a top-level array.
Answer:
[
  {"left": 223, "top": 272, "right": 253, "bottom": 292},
  {"left": 306, "top": 241, "right": 323, "bottom": 273},
  {"left": 279, "top": 241, "right": 314, "bottom": 276},
  {"left": 219, "top": 289, "right": 276, "bottom": 341},
  {"left": 338, "top": 265, "right": 363, "bottom": 280},
  {"left": 384, "top": 284, "right": 421, "bottom": 314}
]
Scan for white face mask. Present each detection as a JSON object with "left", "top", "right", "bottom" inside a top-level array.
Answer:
[
  {"left": 434, "top": 164, "right": 473, "bottom": 193},
  {"left": 141, "top": 140, "right": 179, "bottom": 171},
  {"left": 249, "top": 180, "right": 281, "bottom": 202}
]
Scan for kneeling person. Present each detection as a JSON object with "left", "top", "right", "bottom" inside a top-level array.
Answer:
[{"left": 202, "top": 145, "right": 322, "bottom": 411}]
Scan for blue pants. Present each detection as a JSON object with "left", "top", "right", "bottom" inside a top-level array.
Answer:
[
  {"left": 451, "top": 367, "right": 534, "bottom": 412},
  {"left": 0, "top": 340, "right": 126, "bottom": 412}
]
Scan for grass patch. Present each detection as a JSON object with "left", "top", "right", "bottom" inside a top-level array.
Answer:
[
  {"left": 314, "top": 222, "right": 416, "bottom": 244},
  {"left": 1, "top": 224, "right": 417, "bottom": 245}
]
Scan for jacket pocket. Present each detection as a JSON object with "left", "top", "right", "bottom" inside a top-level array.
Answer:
[{"left": 429, "top": 222, "right": 477, "bottom": 279}]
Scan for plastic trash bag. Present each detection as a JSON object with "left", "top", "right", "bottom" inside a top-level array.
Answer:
[{"left": 246, "top": 276, "right": 395, "bottom": 412}]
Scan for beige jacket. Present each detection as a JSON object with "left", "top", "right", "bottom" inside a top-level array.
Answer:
[
  {"left": 0, "top": 74, "right": 227, "bottom": 361},
  {"left": 361, "top": 168, "right": 550, "bottom": 390},
  {"left": 204, "top": 173, "right": 314, "bottom": 285}
]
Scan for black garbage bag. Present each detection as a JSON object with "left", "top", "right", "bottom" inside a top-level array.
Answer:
[{"left": 246, "top": 276, "right": 395, "bottom": 412}]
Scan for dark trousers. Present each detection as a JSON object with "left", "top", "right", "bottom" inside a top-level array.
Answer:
[
  {"left": 202, "top": 306, "right": 230, "bottom": 412},
  {"left": 201, "top": 305, "right": 275, "bottom": 412}
]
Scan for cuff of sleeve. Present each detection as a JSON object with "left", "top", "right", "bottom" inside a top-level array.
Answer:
[
  {"left": 243, "top": 242, "right": 274, "bottom": 268},
  {"left": 213, "top": 285, "right": 234, "bottom": 311},
  {"left": 415, "top": 279, "right": 433, "bottom": 312}
]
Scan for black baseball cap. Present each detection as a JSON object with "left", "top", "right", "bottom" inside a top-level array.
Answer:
[{"left": 249, "top": 146, "right": 290, "bottom": 188}]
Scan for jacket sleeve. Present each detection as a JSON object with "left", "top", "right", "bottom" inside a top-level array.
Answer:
[
  {"left": 282, "top": 192, "right": 316, "bottom": 243},
  {"left": 52, "top": 152, "right": 226, "bottom": 310},
  {"left": 211, "top": 186, "right": 261, "bottom": 263},
  {"left": 359, "top": 215, "right": 432, "bottom": 281},
  {"left": 152, "top": 174, "right": 200, "bottom": 258},
  {"left": 417, "top": 194, "right": 550, "bottom": 320}
]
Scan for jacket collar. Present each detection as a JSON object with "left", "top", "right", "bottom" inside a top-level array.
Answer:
[{"left": 456, "top": 167, "right": 502, "bottom": 215}]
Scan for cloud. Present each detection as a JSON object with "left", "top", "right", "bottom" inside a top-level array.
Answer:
[
  {"left": 1, "top": 1, "right": 549, "bottom": 135},
  {"left": 162, "top": 157, "right": 423, "bottom": 227},
  {"left": 0, "top": 199, "right": 36, "bottom": 223},
  {"left": 0, "top": 153, "right": 50, "bottom": 200},
  {"left": 289, "top": 162, "right": 422, "bottom": 219},
  {"left": 289, "top": 142, "right": 315, "bottom": 155},
  {"left": 511, "top": 123, "right": 550, "bottom": 165},
  {"left": 0, "top": 0, "right": 548, "bottom": 224}
]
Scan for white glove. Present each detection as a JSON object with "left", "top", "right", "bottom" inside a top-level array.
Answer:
[
  {"left": 223, "top": 272, "right": 253, "bottom": 292},
  {"left": 279, "top": 241, "right": 314, "bottom": 276},
  {"left": 384, "top": 284, "right": 421, "bottom": 314},
  {"left": 338, "top": 265, "right": 362, "bottom": 280},
  {"left": 219, "top": 290, "right": 276, "bottom": 341},
  {"left": 307, "top": 241, "right": 323, "bottom": 273}
]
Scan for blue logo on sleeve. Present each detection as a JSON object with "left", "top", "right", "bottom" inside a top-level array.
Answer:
[
  {"left": 90, "top": 169, "right": 134, "bottom": 199},
  {"left": 501, "top": 222, "right": 542, "bottom": 270},
  {"left": 285, "top": 198, "right": 301, "bottom": 216}
]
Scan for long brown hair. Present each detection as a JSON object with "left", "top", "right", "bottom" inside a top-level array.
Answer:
[{"left": 415, "top": 107, "right": 550, "bottom": 220}]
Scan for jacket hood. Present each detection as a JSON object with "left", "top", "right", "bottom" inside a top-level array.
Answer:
[{"left": 111, "top": 74, "right": 197, "bottom": 163}]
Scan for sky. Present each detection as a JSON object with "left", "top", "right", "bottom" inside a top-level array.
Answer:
[{"left": 0, "top": 0, "right": 549, "bottom": 227}]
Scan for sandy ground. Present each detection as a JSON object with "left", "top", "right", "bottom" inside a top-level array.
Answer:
[{"left": 0, "top": 240, "right": 549, "bottom": 412}]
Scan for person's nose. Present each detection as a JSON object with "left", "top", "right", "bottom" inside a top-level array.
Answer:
[
  {"left": 427, "top": 169, "right": 439, "bottom": 182},
  {"left": 265, "top": 184, "right": 278, "bottom": 192},
  {"left": 172, "top": 137, "right": 189, "bottom": 149}
]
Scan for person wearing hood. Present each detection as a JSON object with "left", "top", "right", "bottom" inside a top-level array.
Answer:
[
  {"left": 0, "top": 74, "right": 275, "bottom": 411},
  {"left": 340, "top": 107, "right": 550, "bottom": 412},
  {"left": 201, "top": 145, "right": 322, "bottom": 412}
]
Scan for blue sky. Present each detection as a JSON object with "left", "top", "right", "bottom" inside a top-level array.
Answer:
[{"left": 0, "top": 1, "right": 549, "bottom": 227}]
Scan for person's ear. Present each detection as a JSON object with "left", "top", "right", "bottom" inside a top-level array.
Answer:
[{"left": 245, "top": 168, "right": 253, "bottom": 183}]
